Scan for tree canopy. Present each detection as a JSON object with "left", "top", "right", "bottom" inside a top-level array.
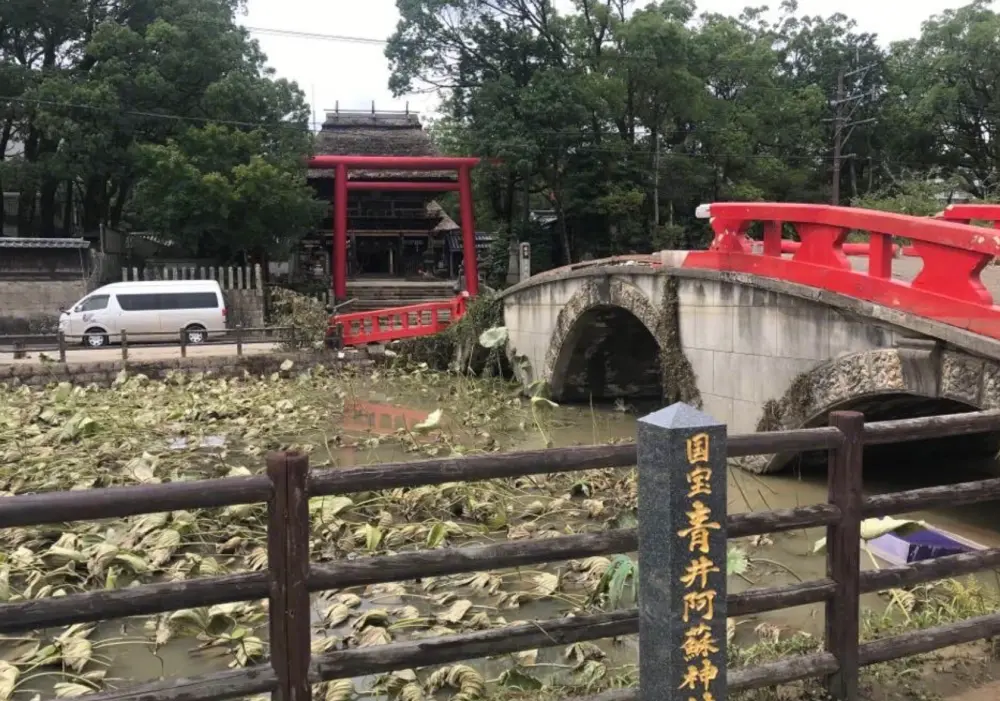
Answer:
[
  {"left": 5, "top": 0, "right": 999, "bottom": 272},
  {"left": 0, "top": 0, "right": 320, "bottom": 262},
  {"left": 387, "top": 0, "right": 999, "bottom": 275}
]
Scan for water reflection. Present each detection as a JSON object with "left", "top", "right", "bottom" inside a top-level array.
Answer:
[{"left": 342, "top": 400, "right": 430, "bottom": 435}]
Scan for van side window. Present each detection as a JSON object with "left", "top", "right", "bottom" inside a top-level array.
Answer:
[
  {"left": 77, "top": 295, "right": 109, "bottom": 312},
  {"left": 117, "top": 292, "right": 219, "bottom": 311},
  {"left": 162, "top": 293, "right": 219, "bottom": 309},
  {"left": 117, "top": 294, "right": 161, "bottom": 311}
]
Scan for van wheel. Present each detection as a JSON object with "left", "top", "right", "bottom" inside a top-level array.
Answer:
[
  {"left": 185, "top": 325, "right": 207, "bottom": 345},
  {"left": 84, "top": 328, "right": 109, "bottom": 348}
]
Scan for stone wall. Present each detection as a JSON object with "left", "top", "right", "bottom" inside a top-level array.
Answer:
[
  {"left": 0, "top": 280, "right": 88, "bottom": 335},
  {"left": 225, "top": 289, "right": 266, "bottom": 328},
  {"left": 0, "top": 352, "right": 347, "bottom": 388},
  {"left": 675, "top": 277, "right": 901, "bottom": 433}
]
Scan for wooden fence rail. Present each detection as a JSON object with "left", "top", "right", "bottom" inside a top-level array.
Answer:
[{"left": 1, "top": 409, "right": 1000, "bottom": 701}]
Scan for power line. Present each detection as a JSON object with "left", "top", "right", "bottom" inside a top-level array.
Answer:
[
  {"left": 239, "top": 24, "right": 883, "bottom": 94},
  {"left": 0, "top": 94, "right": 318, "bottom": 133},
  {"left": 244, "top": 26, "right": 386, "bottom": 46},
  {"left": 0, "top": 94, "right": 969, "bottom": 166}
]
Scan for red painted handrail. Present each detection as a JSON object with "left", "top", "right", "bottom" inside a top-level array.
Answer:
[
  {"left": 777, "top": 240, "right": 917, "bottom": 257},
  {"left": 686, "top": 203, "right": 1000, "bottom": 340},
  {"left": 938, "top": 204, "right": 1000, "bottom": 229},
  {"left": 330, "top": 293, "right": 469, "bottom": 347}
]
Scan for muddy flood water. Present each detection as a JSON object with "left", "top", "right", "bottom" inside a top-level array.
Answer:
[{"left": 21, "top": 389, "right": 1000, "bottom": 698}]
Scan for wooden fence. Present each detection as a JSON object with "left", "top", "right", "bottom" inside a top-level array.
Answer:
[
  {"left": 120, "top": 264, "right": 266, "bottom": 327},
  {"left": 2, "top": 407, "right": 1000, "bottom": 701},
  {"left": 121, "top": 264, "right": 264, "bottom": 291}
]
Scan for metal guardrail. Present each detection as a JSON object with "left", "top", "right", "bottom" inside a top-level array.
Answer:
[{"left": 0, "top": 326, "right": 295, "bottom": 362}]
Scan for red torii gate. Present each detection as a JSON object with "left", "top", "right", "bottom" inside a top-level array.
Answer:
[{"left": 307, "top": 155, "right": 481, "bottom": 301}]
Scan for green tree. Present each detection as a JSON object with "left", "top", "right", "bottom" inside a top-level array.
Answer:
[
  {"left": 883, "top": 1, "right": 1000, "bottom": 197},
  {"left": 132, "top": 123, "right": 324, "bottom": 262},
  {"left": 1, "top": 0, "right": 319, "bottom": 256},
  {"left": 387, "top": 0, "right": 1000, "bottom": 277},
  {"left": 852, "top": 173, "right": 966, "bottom": 217}
]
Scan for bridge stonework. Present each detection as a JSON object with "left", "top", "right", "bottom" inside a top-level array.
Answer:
[{"left": 502, "top": 261, "right": 1000, "bottom": 473}]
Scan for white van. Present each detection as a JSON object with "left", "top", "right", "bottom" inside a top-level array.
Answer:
[{"left": 59, "top": 280, "right": 227, "bottom": 347}]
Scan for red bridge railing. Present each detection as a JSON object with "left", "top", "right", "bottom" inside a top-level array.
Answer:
[
  {"left": 937, "top": 203, "right": 1000, "bottom": 228},
  {"left": 687, "top": 203, "right": 1000, "bottom": 340},
  {"left": 777, "top": 240, "right": 918, "bottom": 257},
  {"left": 330, "top": 293, "right": 469, "bottom": 347}
]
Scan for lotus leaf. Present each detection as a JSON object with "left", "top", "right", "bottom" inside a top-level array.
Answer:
[{"left": 0, "top": 662, "right": 17, "bottom": 701}]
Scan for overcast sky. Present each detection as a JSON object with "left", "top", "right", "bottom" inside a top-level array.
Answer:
[{"left": 240, "top": 0, "right": 986, "bottom": 128}]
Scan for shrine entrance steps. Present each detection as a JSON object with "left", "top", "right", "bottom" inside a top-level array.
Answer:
[{"left": 345, "top": 279, "right": 457, "bottom": 312}]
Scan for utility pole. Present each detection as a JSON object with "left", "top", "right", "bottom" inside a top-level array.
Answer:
[
  {"left": 832, "top": 70, "right": 845, "bottom": 206},
  {"left": 830, "top": 64, "right": 878, "bottom": 206},
  {"left": 653, "top": 132, "right": 661, "bottom": 227}
]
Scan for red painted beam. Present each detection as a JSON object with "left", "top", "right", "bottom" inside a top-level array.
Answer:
[
  {"left": 345, "top": 181, "right": 460, "bottom": 191},
  {"left": 458, "top": 165, "right": 480, "bottom": 296},
  {"left": 333, "top": 163, "right": 348, "bottom": 300},
  {"left": 309, "top": 155, "right": 481, "bottom": 170}
]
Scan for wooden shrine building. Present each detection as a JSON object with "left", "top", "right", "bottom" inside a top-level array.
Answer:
[{"left": 307, "top": 109, "right": 481, "bottom": 300}]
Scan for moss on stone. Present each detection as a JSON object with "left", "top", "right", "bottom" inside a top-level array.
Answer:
[
  {"left": 755, "top": 399, "right": 783, "bottom": 432},
  {"left": 754, "top": 372, "right": 814, "bottom": 432},
  {"left": 658, "top": 276, "right": 702, "bottom": 408}
]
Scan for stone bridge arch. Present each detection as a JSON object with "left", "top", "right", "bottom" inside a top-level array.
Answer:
[
  {"left": 744, "top": 345, "right": 1000, "bottom": 473},
  {"left": 544, "top": 277, "right": 666, "bottom": 401}
]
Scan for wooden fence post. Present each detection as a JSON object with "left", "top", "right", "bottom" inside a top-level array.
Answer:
[
  {"left": 266, "top": 452, "right": 312, "bottom": 701},
  {"left": 57, "top": 332, "right": 66, "bottom": 363},
  {"left": 235, "top": 325, "right": 243, "bottom": 357},
  {"left": 637, "top": 403, "right": 727, "bottom": 701},
  {"left": 179, "top": 329, "right": 187, "bottom": 358},
  {"left": 824, "top": 410, "right": 864, "bottom": 701},
  {"left": 120, "top": 330, "right": 128, "bottom": 363}
]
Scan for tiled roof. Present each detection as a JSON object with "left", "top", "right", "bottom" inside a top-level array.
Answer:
[{"left": 0, "top": 237, "right": 90, "bottom": 249}]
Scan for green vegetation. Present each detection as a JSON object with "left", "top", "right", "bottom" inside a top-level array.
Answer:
[
  {"left": 268, "top": 288, "right": 331, "bottom": 352},
  {"left": 395, "top": 293, "right": 507, "bottom": 374},
  {"left": 0, "top": 368, "right": 996, "bottom": 699},
  {"left": 0, "top": 0, "right": 321, "bottom": 261},
  {"left": 490, "top": 578, "right": 1000, "bottom": 701},
  {"left": 6, "top": 1, "right": 1000, "bottom": 270},
  {"left": 388, "top": 1, "right": 1000, "bottom": 273}
]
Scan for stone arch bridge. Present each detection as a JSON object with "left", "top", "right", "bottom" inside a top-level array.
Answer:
[{"left": 499, "top": 203, "right": 1000, "bottom": 473}]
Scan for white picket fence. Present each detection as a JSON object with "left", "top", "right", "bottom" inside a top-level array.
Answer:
[
  {"left": 120, "top": 264, "right": 266, "bottom": 326},
  {"left": 121, "top": 264, "right": 264, "bottom": 291}
]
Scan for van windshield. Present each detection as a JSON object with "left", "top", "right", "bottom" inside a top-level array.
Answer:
[{"left": 75, "top": 295, "right": 109, "bottom": 312}]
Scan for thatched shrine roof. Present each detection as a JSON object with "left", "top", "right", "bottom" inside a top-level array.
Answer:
[{"left": 310, "top": 111, "right": 455, "bottom": 181}]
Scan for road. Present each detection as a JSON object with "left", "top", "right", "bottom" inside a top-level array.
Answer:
[
  {"left": 845, "top": 254, "right": 1000, "bottom": 294},
  {"left": 0, "top": 342, "right": 282, "bottom": 366}
]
